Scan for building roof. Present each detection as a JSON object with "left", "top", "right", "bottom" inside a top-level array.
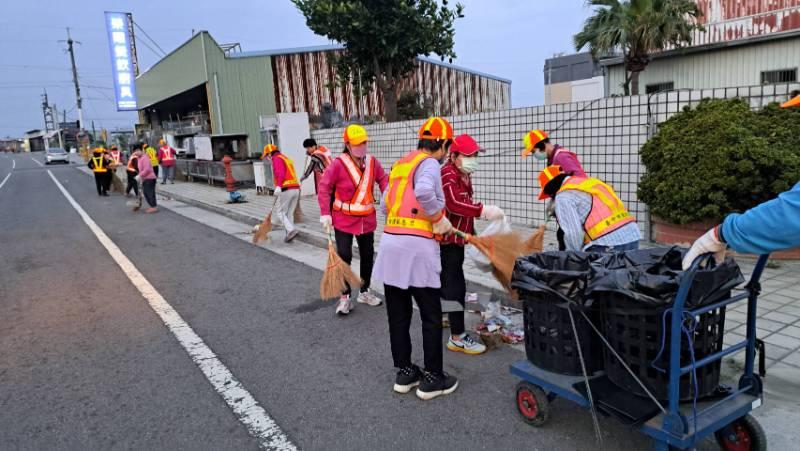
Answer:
[
  {"left": 600, "top": 28, "right": 800, "bottom": 67},
  {"left": 142, "top": 33, "right": 510, "bottom": 84}
]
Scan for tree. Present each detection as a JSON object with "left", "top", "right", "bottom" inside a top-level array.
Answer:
[
  {"left": 292, "top": 0, "right": 464, "bottom": 122},
  {"left": 574, "top": 0, "right": 702, "bottom": 95}
]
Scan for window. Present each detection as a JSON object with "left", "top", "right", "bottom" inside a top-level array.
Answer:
[
  {"left": 761, "top": 68, "right": 797, "bottom": 84},
  {"left": 645, "top": 82, "right": 674, "bottom": 94}
]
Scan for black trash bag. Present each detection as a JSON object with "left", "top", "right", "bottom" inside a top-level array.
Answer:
[
  {"left": 511, "top": 251, "right": 605, "bottom": 306},
  {"left": 588, "top": 246, "right": 744, "bottom": 309}
]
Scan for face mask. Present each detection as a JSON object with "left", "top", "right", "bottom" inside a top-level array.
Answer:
[
  {"left": 533, "top": 150, "right": 547, "bottom": 161},
  {"left": 459, "top": 157, "right": 479, "bottom": 174},
  {"left": 349, "top": 143, "right": 367, "bottom": 158}
]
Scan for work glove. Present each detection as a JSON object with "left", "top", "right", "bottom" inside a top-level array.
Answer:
[
  {"left": 274, "top": 186, "right": 282, "bottom": 195},
  {"left": 546, "top": 199, "right": 556, "bottom": 218},
  {"left": 320, "top": 215, "right": 333, "bottom": 233},
  {"left": 481, "top": 205, "right": 505, "bottom": 221},
  {"left": 682, "top": 226, "right": 726, "bottom": 271},
  {"left": 432, "top": 214, "right": 454, "bottom": 235}
]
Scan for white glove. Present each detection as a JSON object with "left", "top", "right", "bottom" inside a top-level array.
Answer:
[
  {"left": 682, "top": 226, "right": 727, "bottom": 271},
  {"left": 432, "top": 214, "right": 454, "bottom": 235},
  {"left": 274, "top": 186, "right": 282, "bottom": 195},
  {"left": 320, "top": 215, "right": 333, "bottom": 233},
  {"left": 481, "top": 205, "right": 505, "bottom": 221},
  {"left": 546, "top": 199, "right": 556, "bottom": 218}
]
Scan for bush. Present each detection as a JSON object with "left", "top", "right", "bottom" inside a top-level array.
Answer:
[{"left": 638, "top": 98, "right": 800, "bottom": 224}]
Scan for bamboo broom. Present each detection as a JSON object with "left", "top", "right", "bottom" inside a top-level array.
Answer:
[
  {"left": 293, "top": 200, "right": 304, "bottom": 223},
  {"left": 252, "top": 197, "right": 279, "bottom": 244},
  {"left": 320, "top": 230, "right": 362, "bottom": 300},
  {"left": 110, "top": 171, "right": 124, "bottom": 193},
  {"left": 455, "top": 230, "right": 526, "bottom": 291},
  {"left": 523, "top": 224, "right": 547, "bottom": 254}
]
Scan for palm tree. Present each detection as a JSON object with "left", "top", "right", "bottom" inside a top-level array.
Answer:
[{"left": 574, "top": 0, "right": 702, "bottom": 95}]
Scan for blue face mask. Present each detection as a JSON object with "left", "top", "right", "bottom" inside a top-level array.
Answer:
[{"left": 533, "top": 150, "right": 547, "bottom": 161}]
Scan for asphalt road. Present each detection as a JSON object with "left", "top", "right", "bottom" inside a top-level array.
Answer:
[{"left": 0, "top": 152, "right": 721, "bottom": 450}]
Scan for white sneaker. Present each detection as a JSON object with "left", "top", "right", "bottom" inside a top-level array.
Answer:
[
  {"left": 447, "top": 333, "right": 487, "bottom": 355},
  {"left": 336, "top": 295, "right": 353, "bottom": 315},
  {"left": 357, "top": 290, "right": 382, "bottom": 306}
]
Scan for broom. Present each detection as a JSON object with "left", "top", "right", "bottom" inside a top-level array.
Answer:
[
  {"left": 110, "top": 171, "right": 124, "bottom": 193},
  {"left": 293, "top": 200, "right": 304, "bottom": 223},
  {"left": 320, "top": 230, "right": 362, "bottom": 300},
  {"left": 252, "top": 197, "right": 279, "bottom": 244},
  {"left": 455, "top": 230, "right": 526, "bottom": 291},
  {"left": 523, "top": 224, "right": 547, "bottom": 254}
]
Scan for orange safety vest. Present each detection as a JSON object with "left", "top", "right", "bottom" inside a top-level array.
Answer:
[
  {"left": 558, "top": 176, "right": 635, "bottom": 243},
  {"left": 127, "top": 156, "right": 138, "bottom": 173},
  {"left": 384, "top": 150, "right": 443, "bottom": 238},
  {"left": 333, "top": 154, "right": 376, "bottom": 216},
  {"left": 313, "top": 146, "right": 332, "bottom": 169},
  {"left": 160, "top": 145, "right": 174, "bottom": 162},
  {"left": 110, "top": 150, "right": 121, "bottom": 165},
  {"left": 91, "top": 156, "right": 107, "bottom": 173},
  {"left": 275, "top": 154, "right": 300, "bottom": 189}
]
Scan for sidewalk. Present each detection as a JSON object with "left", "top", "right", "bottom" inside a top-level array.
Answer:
[{"left": 155, "top": 179, "right": 800, "bottom": 379}]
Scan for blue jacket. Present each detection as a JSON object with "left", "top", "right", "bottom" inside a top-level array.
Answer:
[{"left": 721, "top": 182, "right": 800, "bottom": 254}]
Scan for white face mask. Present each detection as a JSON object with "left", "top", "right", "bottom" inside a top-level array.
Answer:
[
  {"left": 459, "top": 156, "right": 479, "bottom": 174},
  {"left": 533, "top": 150, "right": 547, "bottom": 161}
]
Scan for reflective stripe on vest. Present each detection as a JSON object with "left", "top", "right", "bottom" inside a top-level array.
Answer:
[
  {"left": 333, "top": 155, "right": 376, "bottom": 216},
  {"left": 126, "top": 157, "right": 138, "bottom": 173},
  {"left": 146, "top": 148, "right": 158, "bottom": 166},
  {"left": 558, "top": 177, "right": 635, "bottom": 243},
  {"left": 160, "top": 146, "right": 174, "bottom": 162},
  {"left": 92, "top": 156, "right": 107, "bottom": 173},
  {"left": 110, "top": 150, "right": 121, "bottom": 165},
  {"left": 384, "top": 150, "right": 436, "bottom": 238},
  {"left": 276, "top": 154, "right": 300, "bottom": 188}
]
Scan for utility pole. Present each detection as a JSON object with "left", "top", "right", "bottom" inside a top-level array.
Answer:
[
  {"left": 54, "top": 104, "right": 64, "bottom": 149},
  {"left": 63, "top": 28, "right": 84, "bottom": 130}
]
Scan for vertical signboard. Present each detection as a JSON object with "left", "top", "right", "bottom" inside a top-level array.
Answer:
[{"left": 104, "top": 12, "right": 138, "bottom": 111}]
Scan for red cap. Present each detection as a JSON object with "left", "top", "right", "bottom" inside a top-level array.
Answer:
[{"left": 450, "top": 134, "right": 483, "bottom": 156}]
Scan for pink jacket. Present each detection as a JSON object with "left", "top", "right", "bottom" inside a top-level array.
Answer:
[
  {"left": 137, "top": 153, "right": 157, "bottom": 180},
  {"left": 317, "top": 155, "right": 389, "bottom": 236},
  {"left": 549, "top": 145, "right": 587, "bottom": 177},
  {"left": 271, "top": 152, "right": 299, "bottom": 189}
]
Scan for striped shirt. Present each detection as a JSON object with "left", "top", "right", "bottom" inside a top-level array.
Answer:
[{"left": 554, "top": 189, "right": 641, "bottom": 251}]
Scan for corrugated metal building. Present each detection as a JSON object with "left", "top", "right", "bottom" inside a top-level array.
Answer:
[
  {"left": 134, "top": 32, "right": 510, "bottom": 157},
  {"left": 602, "top": 0, "right": 800, "bottom": 95}
]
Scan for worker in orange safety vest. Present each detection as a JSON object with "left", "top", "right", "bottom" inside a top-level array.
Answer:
[
  {"left": 300, "top": 138, "right": 332, "bottom": 193},
  {"left": 371, "top": 117, "right": 459, "bottom": 401},
  {"left": 316, "top": 125, "right": 389, "bottom": 315},
  {"left": 539, "top": 165, "right": 641, "bottom": 252},
  {"left": 157, "top": 138, "right": 177, "bottom": 184},
  {"left": 263, "top": 144, "right": 301, "bottom": 243}
]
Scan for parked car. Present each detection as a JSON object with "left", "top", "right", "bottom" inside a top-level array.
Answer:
[{"left": 45, "top": 147, "right": 69, "bottom": 164}]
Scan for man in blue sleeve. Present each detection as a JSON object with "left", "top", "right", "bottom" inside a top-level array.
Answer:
[{"left": 682, "top": 94, "right": 800, "bottom": 269}]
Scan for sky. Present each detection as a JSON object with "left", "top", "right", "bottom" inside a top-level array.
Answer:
[{"left": 0, "top": 0, "right": 592, "bottom": 138}]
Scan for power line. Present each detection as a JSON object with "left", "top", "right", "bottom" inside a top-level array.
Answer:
[{"left": 132, "top": 21, "right": 167, "bottom": 56}]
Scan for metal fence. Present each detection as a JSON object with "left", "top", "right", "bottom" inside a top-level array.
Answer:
[{"left": 311, "top": 83, "right": 799, "bottom": 238}]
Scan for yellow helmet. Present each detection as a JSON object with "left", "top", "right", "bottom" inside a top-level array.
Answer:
[
  {"left": 343, "top": 124, "right": 368, "bottom": 145},
  {"left": 521, "top": 130, "right": 549, "bottom": 157}
]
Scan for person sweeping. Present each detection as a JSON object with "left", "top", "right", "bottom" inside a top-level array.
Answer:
[
  {"left": 300, "top": 138, "right": 332, "bottom": 194},
  {"left": 263, "top": 144, "right": 300, "bottom": 243},
  {"left": 125, "top": 143, "right": 141, "bottom": 198},
  {"left": 317, "top": 125, "right": 389, "bottom": 316},
  {"left": 372, "top": 117, "right": 458, "bottom": 401},
  {"left": 88, "top": 148, "right": 111, "bottom": 196},
  {"left": 440, "top": 134, "right": 505, "bottom": 355}
]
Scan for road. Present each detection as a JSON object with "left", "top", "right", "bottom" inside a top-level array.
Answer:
[{"left": 0, "top": 152, "right": 728, "bottom": 450}]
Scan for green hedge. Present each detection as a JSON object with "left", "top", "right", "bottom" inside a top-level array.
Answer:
[{"left": 638, "top": 98, "right": 800, "bottom": 225}]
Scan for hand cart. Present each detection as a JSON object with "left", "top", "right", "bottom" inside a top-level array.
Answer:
[{"left": 510, "top": 254, "right": 771, "bottom": 450}]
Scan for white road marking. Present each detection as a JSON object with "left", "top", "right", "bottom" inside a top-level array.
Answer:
[
  {"left": 31, "top": 156, "right": 44, "bottom": 167},
  {"left": 12, "top": 159, "right": 15, "bottom": 170},
  {"left": 46, "top": 170, "right": 297, "bottom": 451},
  {"left": 0, "top": 173, "right": 10, "bottom": 191}
]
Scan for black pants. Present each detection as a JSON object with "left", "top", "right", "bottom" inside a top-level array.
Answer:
[
  {"left": 440, "top": 244, "right": 467, "bottom": 335},
  {"left": 153, "top": 166, "right": 159, "bottom": 177},
  {"left": 557, "top": 227, "right": 566, "bottom": 251},
  {"left": 384, "top": 284, "right": 443, "bottom": 375},
  {"left": 142, "top": 179, "right": 157, "bottom": 207},
  {"left": 335, "top": 229, "right": 373, "bottom": 295},
  {"left": 103, "top": 171, "right": 113, "bottom": 192},
  {"left": 126, "top": 172, "right": 139, "bottom": 196},
  {"left": 94, "top": 172, "right": 108, "bottom": 195}
]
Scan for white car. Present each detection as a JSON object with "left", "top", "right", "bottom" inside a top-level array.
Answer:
[{"left": 45, "top": 147, "right": 70, "bottom": 164}]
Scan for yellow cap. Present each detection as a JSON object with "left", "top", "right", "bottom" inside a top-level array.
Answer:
[{"left": 343, "top": 124, "right": 369, "bottom": 145}]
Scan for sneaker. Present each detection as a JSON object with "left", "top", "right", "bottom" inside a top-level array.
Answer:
[
  {"left": 145, "top": 207, "right": 158, "bottom": 214},
  {"left": 447, "top": 333, "right": 487, "bottom": 355},
  {"left": 357, "top": 290, "right": 382, "bottom": 306},
  {"left": 284, "top": 230, "right": 299, "bottom": 243},
  {"left": 416, "top": 371, "right": 458, "bottom": 400},
  {"left": 393, "top": 365, "right": 421, "bottom": 394},
  {"left": 335, "top": 295, "right": 353, "bottom": 315}
]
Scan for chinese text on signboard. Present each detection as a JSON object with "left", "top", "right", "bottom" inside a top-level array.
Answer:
[{"left": 104, "top": 12, "right": 137, "bottom": 111}]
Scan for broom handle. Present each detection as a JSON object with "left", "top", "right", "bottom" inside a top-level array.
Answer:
[{"left": 453, "top": 230, "right": 472, "bottom": 242}]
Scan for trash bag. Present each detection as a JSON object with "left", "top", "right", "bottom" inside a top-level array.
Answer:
[
  {"left": 588, "top": 246, "right": 744, "bottom": 309},
  {"left": 466, "top": 217, "right": 513, "bottom": 272},
  {"left": 510, "top": 251, "right": 605, "bottom": 306}
]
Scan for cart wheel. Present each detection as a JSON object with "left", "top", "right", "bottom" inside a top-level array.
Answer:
[
  {"left": 516, "top": 382, "right": 550, "bottom": 427},
  {"left": 714, "top": 414, "right": 767, "bottom": 451}
]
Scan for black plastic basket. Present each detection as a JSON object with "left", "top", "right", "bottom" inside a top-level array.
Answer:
[
  {"left": 522, "top": 291, "right": 603, "bottom": 376},
  {"left": 598, "top": 294, "right": 727, "bottom": 401}
]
